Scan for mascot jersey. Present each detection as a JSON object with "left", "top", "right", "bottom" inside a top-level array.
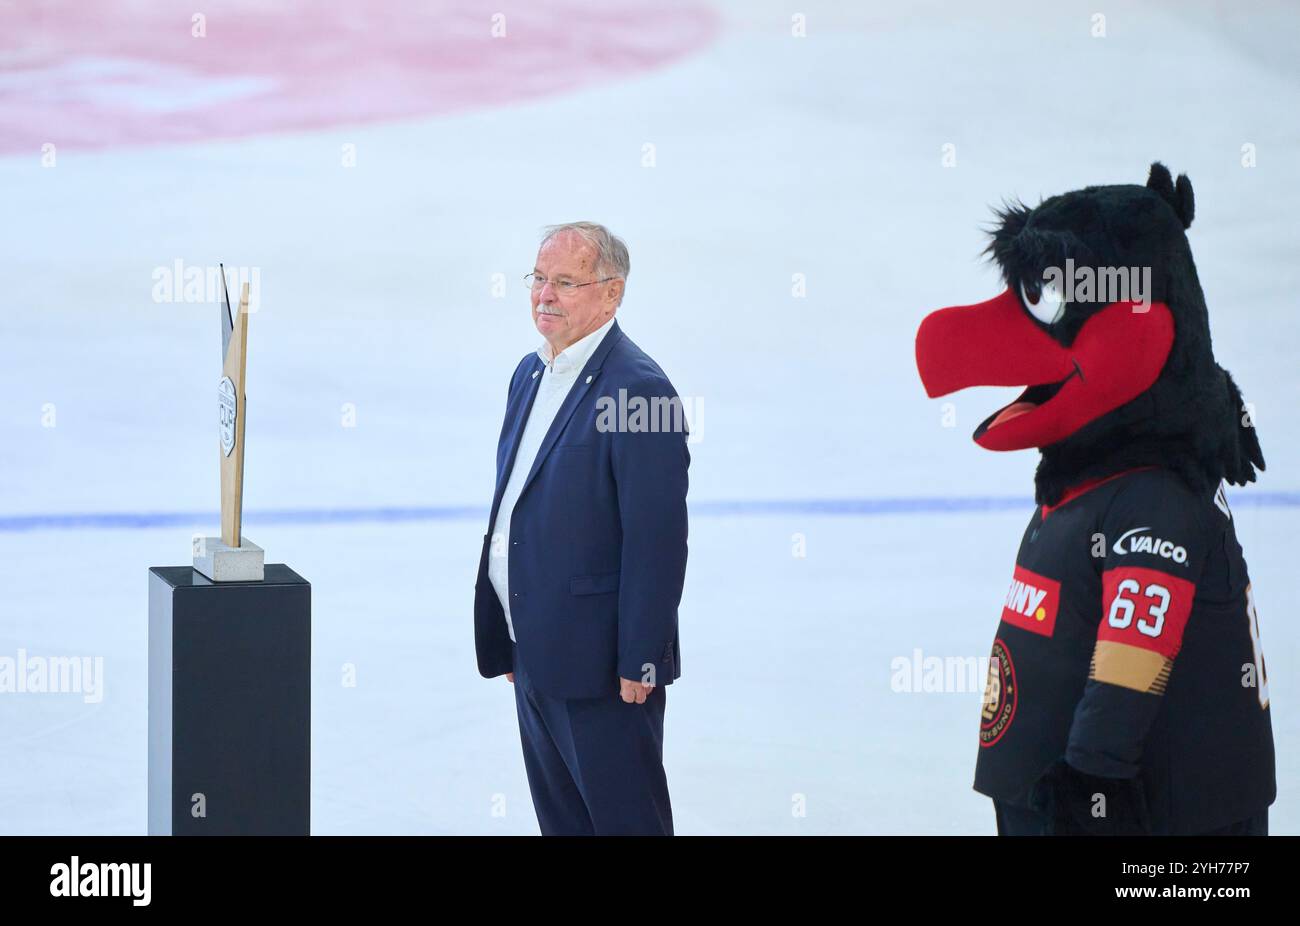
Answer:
[
  {"left": 973, "top": 466, "right": 1273, "bottom": 834},
  {"left": 915, "top": 163, "right": 1275, "bottom": 835}
]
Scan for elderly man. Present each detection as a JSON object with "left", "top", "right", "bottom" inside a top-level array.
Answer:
[{"left": 473, "top": 222, "right": 689, "bottom": 836}]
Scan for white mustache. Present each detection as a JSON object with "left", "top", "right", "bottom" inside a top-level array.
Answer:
[{"left": 537, "top": 306, "right": 564, "bottom": 316}]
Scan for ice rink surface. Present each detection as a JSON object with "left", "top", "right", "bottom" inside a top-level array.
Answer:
[{"left": 2, "top": 0, "right": 1297, "bottom": 833}]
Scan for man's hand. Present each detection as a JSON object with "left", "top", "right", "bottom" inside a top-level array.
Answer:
[
  {"left": 505, "top": 672, "right": 514, "bottom": 683},
  {"left": 619, "top": 677, "right": 654, "bottom": 704}
]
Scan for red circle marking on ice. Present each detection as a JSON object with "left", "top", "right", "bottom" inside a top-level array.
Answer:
[{"left": 0, "top": 1, "right": 719, "bottom": 154}]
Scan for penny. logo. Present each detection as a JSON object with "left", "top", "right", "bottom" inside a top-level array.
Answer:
[{"left": 1001, "top": 565, "right": 1061, "bottom": 637}]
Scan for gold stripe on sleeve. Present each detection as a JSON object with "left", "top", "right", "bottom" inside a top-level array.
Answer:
[{"left": 1090, "top": 640, "right": 1172, "bottom": 694}]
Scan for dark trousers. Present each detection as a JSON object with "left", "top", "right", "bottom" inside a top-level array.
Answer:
[
  {"left": 994, "top": 799, "right": 1269, "bottom": 836},
  {"left": 511, "top": 643, "right": 673, "bottom": 835}
]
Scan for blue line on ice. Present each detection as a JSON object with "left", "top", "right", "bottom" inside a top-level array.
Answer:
[{"left": 2, "top": 493, "right": 1298, "bottom": 532}]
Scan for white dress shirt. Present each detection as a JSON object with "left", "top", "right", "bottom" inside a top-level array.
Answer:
[{"left": 489, "top": 315, "right": 616, "bottom": 642}]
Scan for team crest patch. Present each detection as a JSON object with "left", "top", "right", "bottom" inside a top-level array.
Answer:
[{"left": 980, "top": 638, "right": 1017, "bottom": 747}]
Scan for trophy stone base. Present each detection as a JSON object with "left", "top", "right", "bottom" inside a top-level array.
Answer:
[
  {"left": 193, "top": 536, "right": 264, "bottom": 582},
  {"left": 148, "top": 564, "right": 310, "bottom": 835}
]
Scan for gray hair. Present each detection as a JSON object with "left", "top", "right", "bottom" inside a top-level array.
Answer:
[{"left": 540, "top": 221, "right": 630, "bottom": 287}]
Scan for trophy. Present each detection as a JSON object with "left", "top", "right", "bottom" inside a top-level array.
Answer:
[
  {"left": 147, "top": 264, "right": 310, "bottom": 835},
  {"left": 193, "top": 264, "right": 263, "bottom": 581}
]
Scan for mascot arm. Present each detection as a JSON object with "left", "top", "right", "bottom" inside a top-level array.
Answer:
[{"left": 1040, "top": 476, "right": 1209, "bottom": 835}]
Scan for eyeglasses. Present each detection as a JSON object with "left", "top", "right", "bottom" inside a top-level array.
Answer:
[{"left": 524, "top": 273, "right": 616, "bottom": 293}]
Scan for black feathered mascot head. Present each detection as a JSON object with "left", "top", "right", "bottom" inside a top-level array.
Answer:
[{"left": 915, "top": 162, "right": 1264, "bottom": 505}]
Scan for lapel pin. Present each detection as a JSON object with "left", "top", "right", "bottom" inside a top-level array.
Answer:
[
  {"left": 532, "top": 371, "right": 539, "bottom": 379},
  {"left": 585, "top": 375, "right": 593, "bottom": 384}
]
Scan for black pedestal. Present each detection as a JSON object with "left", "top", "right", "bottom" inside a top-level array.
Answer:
[{"left": 148, "top": 564, "right": 310, "bottom": 835}]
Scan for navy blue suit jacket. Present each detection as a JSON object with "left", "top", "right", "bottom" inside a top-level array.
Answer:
[{"left": 474, "top": 320, "right": 689, "bottom": 699}]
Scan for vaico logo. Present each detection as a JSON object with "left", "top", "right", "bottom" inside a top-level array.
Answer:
[{"left": 1001, "top": 565, "right": 1061, "bottom": 636}]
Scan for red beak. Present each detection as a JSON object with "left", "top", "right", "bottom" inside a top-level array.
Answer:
[{"left": 915, "top": 289, "right": 1175, "bottom": 451}]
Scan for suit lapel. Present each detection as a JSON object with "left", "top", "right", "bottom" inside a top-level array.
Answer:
[
  {"left": 515, "top": 320, "right": 624, "bottom": 505},
  {"left": 488, "top": 356, "right": 545, "bottom": 527}
]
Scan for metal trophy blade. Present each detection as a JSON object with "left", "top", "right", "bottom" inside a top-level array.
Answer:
[{"left": 193, "top": 263, "right": 264, "bottom": 581}]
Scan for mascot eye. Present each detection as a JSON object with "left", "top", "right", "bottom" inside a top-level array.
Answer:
[{"left": 1020, "top": 278, "right": 1066, "bottom": 326}]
